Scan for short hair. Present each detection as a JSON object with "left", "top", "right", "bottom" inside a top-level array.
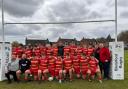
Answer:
[{"left": 81, "top": 53, "right": 86, "bottom": 56}]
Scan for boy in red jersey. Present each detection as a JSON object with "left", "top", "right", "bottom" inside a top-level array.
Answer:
[
  {"left": 40, "top": 45, "right": 47, "bottom": 56},
  {"left": 87, "top": 45, "right": 94, "bottom": 56},
  {"left": 24, "top": 46, "right": 32, "bottom": 59},
  {"left": 48, "top": 54, "right": 56, "bottom": 80},
  {"left": 27, "top": 56, "right": 39, "bottom": 81},
  {"left": 76, "top": 45, "right": 83, "bottom": 59},
  {"left": 88, "top": 55, "right": 102, "bottom": 83},
  {"left": 70, "top": 43, "right": 77, "bottom": 58},
  {"left": 64, "top": 45, "right": 70, "bottom": 57},
  {"left": 80, "top": 54, "right": 91, "bottom": 80},
  {"left": 17, "top": 45, "right": 24, "bottom": 58},
  {"left": 33, "top": 46, "right": 41, "bottom": 57},
  {"left": 46, "top": 44, "right": 53, "bottom": 56},
  {"left": 63, "top": 54, "right": 73, "bottom": 81},
  {"left": 55, "top": 55, "right": 63, "bottom": 83},
  {"left": 52, "top": 44, "right": 58, "bottom": 57},
  {"left": 82, "top": 44, "right": 88, "bottom": 56},
  {"left": 72, "top": 55, "right": 80, "bottom": 78},
  {"left": 38, "top": 54, "right": 49, "bottom": 82}
]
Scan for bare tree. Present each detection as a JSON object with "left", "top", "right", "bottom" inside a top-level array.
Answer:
[{"left": 118, "top": 30, "right": 128, "bottom": 44}]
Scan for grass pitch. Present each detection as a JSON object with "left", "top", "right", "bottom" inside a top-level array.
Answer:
[{"left": 0, "top": 50, "right": 128, "bottom": 89}]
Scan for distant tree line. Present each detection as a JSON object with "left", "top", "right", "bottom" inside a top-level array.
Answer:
[{"left": 118, "top": 30, "right": 128, "bottom": 44}]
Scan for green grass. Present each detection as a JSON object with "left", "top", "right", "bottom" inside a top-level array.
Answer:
[{"left": 0, "top": 50, "right": 128, "bottom": 89}]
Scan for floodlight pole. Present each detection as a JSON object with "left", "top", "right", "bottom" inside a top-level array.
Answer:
[{"left": 115, "top": 0, "right": 118, "bottom": 42}]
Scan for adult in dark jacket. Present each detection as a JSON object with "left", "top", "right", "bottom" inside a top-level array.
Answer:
[
  {"left": 57, "top": 42, "right": 64, "bottom": 58},
  {"left": 94, "top": 44, "right": 102, "bottom": 73}
]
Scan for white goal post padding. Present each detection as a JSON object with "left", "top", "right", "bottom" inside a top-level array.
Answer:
[
  {"left": 109, "top": 42, "right": 124, "bottom": 80},
  {"left": 0, "top": 42, "right": 11, "bottom": 81}
]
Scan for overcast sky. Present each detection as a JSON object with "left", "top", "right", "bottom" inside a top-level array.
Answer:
[{"left": 0, "top": 0, "right": 128, "bottom": 44}]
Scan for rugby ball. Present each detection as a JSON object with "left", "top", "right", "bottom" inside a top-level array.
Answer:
[{"left": 48, "top": 77, "right": 53, "bottom": 81}]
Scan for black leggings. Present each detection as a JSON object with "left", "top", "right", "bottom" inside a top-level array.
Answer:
[
  {"left": 5, "top": 71, "right": 17, "bottom": 82},
  {"left": 102, "top": 61, "right": 110, "bottom": 79}
]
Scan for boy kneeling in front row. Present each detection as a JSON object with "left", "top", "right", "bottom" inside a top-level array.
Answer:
[
  {"left": 63, "top": 54, "right": 73, "bottom": 82},
  {"left": 88, "top": 55, "right": 102, "bottom": 83}
]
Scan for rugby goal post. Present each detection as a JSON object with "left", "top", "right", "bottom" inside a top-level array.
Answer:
[{"left": 0, "top": 0, "right": 124, "bottom": 81}]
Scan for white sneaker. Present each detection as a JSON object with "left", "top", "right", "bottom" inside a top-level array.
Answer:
[
  {"left": 88, "top": 79, "right": 92, "bottom": 82},
  {"left": 30, "top": 74, "right": 32, "bottom": 77},
  {"left": 59, "top": 80, "right": 62, "bottom": 83}
]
